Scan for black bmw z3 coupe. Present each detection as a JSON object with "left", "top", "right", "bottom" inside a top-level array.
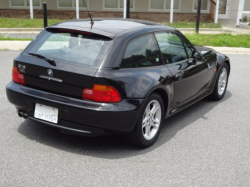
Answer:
[{"left": 6, "top": 18, "right": 230, "bottom": 148}]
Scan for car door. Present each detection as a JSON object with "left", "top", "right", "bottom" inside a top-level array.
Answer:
[{"left": 154, "top": 31, "right": 210, "bottom": 106}]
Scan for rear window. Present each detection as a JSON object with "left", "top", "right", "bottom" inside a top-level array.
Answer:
[{"left": 24, "top": 29, "right": 111, "bottom": 68}]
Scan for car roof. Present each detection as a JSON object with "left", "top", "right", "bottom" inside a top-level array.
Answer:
[{"left": 49, "top": 18, "right": 175, "bottom": 38}]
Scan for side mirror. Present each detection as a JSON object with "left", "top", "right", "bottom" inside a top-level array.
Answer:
[{"left": 193, "top": 51, "right": 202, "bottom": 61}]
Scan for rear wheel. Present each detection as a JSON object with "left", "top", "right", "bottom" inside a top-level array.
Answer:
[
  {"left": 210, "top": 63, "right": 229, "bottom": 101},
  {"left": 126, "top": 93, "right": 164, "bottom": 148}
]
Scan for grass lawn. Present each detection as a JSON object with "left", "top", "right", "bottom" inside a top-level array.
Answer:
[
  {"left": 185, "top": 34, "right": 250, "bottom": 48},
  {"left": 163, "top": 21, "right": 222, "bottom": 28},
  {"left": 1, "top": 34, "right": 249, "bottom": 48},
  {"left": 0, "top": 36, "right": 33, "bottom": 41},
  {"left": 0, "top": 18, "right": 222, "bottom": 29},
  {"left": 0, "top": 17, "right": 65, "bottom": 28}
]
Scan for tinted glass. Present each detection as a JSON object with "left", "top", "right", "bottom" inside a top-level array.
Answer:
[
  {"left": 59, "top": 0, "right": 72, "bottom": 7},
  {"left": 27, "top": 0, "right": 40, "bottom": 7},
  {"left": 244, "top": 0, "right": 250, "bottom": 11},
  {"left": 150, "top": 0, "right": 164, "bottom": 9},
  {"left": 155, "top": 32, "right": 187, "bottom": 64},
  {"left": 194, "top": 0, "right": 208, "bottom": 10},
  {"left": 74, "top": 0, "right": 87, "bottom": 7},
  {"left": 24, "top": 30, "right": 111, "bottom": 68},
  {"left": 11, "top": 0, "right": 25, "bottom": 6},
  {"left": 105, "top": 0, "right": 118, "bottom": 8},
  {"left": 166, "top": 0, "right": 180, "bottom": 9},
  {"left": 120, "top": 0, "right": 134, "bottom": 8},
  {"left": 121, "top": 34, "right": 163, "bottom": 68}
]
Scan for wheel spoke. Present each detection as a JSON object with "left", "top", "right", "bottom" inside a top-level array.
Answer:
[
  {"left": 152, "top": 122, "right": 159, "bottom": 129},
  {"left": 150, "top": 105, "right": 158, "bottom": 116},
  {"left": 152, "top": 118, "right": 159, "bottom": 124},
  {"left": 142, "top": 116, "right": 148, "bottom": 125},
  {"left": 142, "top": 121, "right": 147, "bottom": 128},
  {"left": 146, "top": 105, "right": 150, "bottom": 116},
  {"left": 145, "top": 124, "right": 150, "bottom": 137},
  {"left": 221, "top": 71, "right": 225, "bottom": 78}
]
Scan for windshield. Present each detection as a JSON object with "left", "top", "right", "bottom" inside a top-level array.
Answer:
[{"left": 24, "top": 29, "right": 111, "bottom": 68}]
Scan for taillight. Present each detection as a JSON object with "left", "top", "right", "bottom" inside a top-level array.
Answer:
[
  {"left": 82, "top": 84, "right": 121, "bottom": 103},
  {"left": 12, "top": 67, "right": 25, "bottom": 85}
]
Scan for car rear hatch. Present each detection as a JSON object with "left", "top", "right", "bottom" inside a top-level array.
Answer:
[{"left": 14, "top": 28, "right": 112, "bottom": 99}]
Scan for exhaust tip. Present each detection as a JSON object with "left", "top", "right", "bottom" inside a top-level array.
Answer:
[
  {"left": 18, "top": 111, "right": 23, "bottom": 118},
  {"left": 18, "top": 111, "right": 28, "bottom": 119},
  {"left": 23, "top": 113, "right": 28, "bottom": 119}
]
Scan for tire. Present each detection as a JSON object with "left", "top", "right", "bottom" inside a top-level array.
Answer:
[
  {"left": 126, "top": 93, "right": 164, "bottom": 148},
  {"left": 210, "top": 63, "right": 229, "bottom": 101}
]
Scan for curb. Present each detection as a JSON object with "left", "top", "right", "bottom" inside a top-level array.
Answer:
[
  {"left": 208, "top": 46, "right": 250, "bottom": 54},
  {"left": 0, "top": 28, "right": 43, "bottom": 32},
  {"left": 178, "top": 28, "right": 250, "bottom": 35}
]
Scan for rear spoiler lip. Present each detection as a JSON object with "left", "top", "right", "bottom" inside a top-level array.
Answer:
[{"left": 47, "top": 25, "right": 115, "bottom": 39}]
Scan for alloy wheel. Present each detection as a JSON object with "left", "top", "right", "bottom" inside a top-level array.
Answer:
[
  {"left": 142, "top": 100, "right": 162, "bottom": 140},
  {"left": 218, "top": 67, "right": 228, "bottom": 96}
]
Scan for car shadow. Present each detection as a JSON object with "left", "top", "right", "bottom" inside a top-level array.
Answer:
[{"left": 18, "top": 91, "right": 232, "bottom": 159}]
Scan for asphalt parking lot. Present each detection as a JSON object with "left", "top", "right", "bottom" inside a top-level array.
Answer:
[{"left": 1, "top": 51, "right": 250, "bottom": 187}]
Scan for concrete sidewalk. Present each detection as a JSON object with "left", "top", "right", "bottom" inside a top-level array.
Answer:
[
  {"left": 0, "top": 28, "right": 42, "bottom": 39},
  {"left": 0, "top": 41, "right": 31, "bottom": 50},
  {"left": 1, "top": 40, "right": 250, "bottom": 54},
  {"left": 180, "top": 27, "right": 250, "bottom": 35}
]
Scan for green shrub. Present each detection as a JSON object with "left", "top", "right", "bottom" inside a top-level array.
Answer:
[{"left": 243, "top": 16, "right": 248, "bottom": 22}]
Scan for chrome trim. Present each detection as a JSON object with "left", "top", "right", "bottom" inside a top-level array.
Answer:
[{"left": 39, "top": 75, "right": 63, "bottom": 83}]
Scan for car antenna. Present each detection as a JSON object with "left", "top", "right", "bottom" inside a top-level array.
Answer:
[{"left": 81, "top": 0, "right": 94, "bottom": 29}]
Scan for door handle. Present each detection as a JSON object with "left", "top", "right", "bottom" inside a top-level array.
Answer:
[{"left": 175, "top": 71, "right": 184, "bottom": 79}]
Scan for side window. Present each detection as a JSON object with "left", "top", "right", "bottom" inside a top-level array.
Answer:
[
  {"left": 155, "top": 32, "right": 188, "bottom": 64},
  {"left": 121, "top": 34, "right": 163, "bottom": 68}
]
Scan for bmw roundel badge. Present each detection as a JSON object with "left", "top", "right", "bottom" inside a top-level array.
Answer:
[{"left": 47, "top": 69, "right": 53, "bottom": 77}]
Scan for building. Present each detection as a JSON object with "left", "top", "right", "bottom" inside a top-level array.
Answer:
[{"left": 0, "top": 0, "right": 250, "bottom": 25}]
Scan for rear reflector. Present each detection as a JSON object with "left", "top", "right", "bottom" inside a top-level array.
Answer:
[
  {"left": 82, "top": 84, "right": 121, "bottom": 103},
  {"left": 12, "top": 67, "right": 25, "bottom": 85}
]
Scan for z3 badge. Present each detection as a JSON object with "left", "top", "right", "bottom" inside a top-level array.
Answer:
[{"left": 18, "top": 64, "right": 26, "bottom": 73}]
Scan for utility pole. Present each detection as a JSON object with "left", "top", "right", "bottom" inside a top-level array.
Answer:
[
  {"left": 126, "top": 0, "right": 130, "bottom": 18},
  {"left": 76, "top": 0, "right": 79, "bottom": 19},
  {"left": 29, "top": 0, "right": 33, "bottom": 19},
  {"left": 43, "top": 2, "right": 48, "bottom": 28},
  {"left": 170, "top": 0, "right": 174, "bottom": 23},
  {"left": 123, "top": 0, "right": 127, "bottom": 18},
  {"left": 196, "top": 0, "right": 201, "bottom": 33}
]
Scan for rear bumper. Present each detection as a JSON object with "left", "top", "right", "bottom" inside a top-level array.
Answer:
[{"left": 6, "top": 81, "right": 146, "bottom": 135}]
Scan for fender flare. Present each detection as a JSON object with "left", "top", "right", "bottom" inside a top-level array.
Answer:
[{"left": 145, "top": 85, "right": 172, "bottom": 117}]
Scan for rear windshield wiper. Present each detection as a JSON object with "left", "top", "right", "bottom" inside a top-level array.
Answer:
[{"left": 28, "top": 53, "right": 56, "bottom": 66}]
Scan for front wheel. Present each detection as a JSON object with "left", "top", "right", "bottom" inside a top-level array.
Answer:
[
  {"left": 126, "top": 93, "right": 164, "bottom": 148},
  {"left": 210, "top": 63, "right": 229, "bottom": 101}
]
